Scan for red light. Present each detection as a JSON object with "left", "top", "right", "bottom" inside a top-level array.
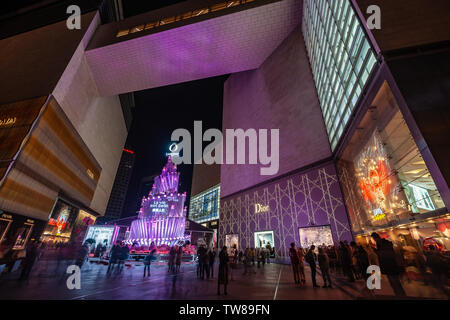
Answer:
[{"left": 123, "top": 148, "right": 134, "bottom": 154}]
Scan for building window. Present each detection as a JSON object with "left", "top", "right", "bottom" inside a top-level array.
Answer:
[
  {"left": 188, "top": 184, "right": 220, "bottom": 223},
  {"left": 302, "top": 0, "right": 377, "bottom": 150},
  {"left": 337, "top": 82, "right": 447, "bottom": 248}
]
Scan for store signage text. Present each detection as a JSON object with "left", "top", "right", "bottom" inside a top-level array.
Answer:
[
  {"left": 372, "top": 208, "right": 385, "bottom": 221},
  {"left": 254, "top": 203, "right": 269, "bottom": 214},
  {"left": 0, "top": 117, "right": 17, "bottom": 127},
  {"left": 1, "top": 213, "right": 13, "bottom": 220}
]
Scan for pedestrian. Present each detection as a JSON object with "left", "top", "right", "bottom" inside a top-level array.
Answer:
[
  {"left": 289, "top": 242, "right": 301, "bottom": 284},
  {"left": 297, "top": 247, "right": 306, "bottom": 285},
  {"left": 75, "top": 242, "right": 90, "bottom": 269},
  {"left": 197, "top": 245, "right": 207, "bottom": 279},
  {"left": 217, "top": 246, "right": 229, "bottom": 295},
  {"left": 318, "top": 247, "right": 332, "bottom": 288},
  {"left": 371, "top": 232, "right": 406, "bottom": 297},
  {"left": 19, "top": 241, "right": 40, "bottom": 281},
  {"left": 357, "top": 245, "right": 370, "bottom": 280},
  {"left": 118, "top": 242, "right": 129, "bottom": 273},
  {"left": 107, "top": 242, "right": 121, "bottom": 274},
  {"left": 339, "top": 241, "right": 354, "bottom": 282},
  {"left": 176, "top": 245, "right": 183, "bottom": 273},
  {"left": 425, "top": 246, "right": 449, "bottom": 294},
  {"left": 143, "top": 248, "right": 156, "bottom": 277},
  {"left": 208, "top": 248, "right": 216, "bottom": 278},
  {"left": 305, "top": 245, "right": 318, "bottom": 288},
  {"left": 168, "top": 246, "right": 177, "bottom": 273},
  {"left": 204, "top": 248, "right": 210, "bottom": 279}
]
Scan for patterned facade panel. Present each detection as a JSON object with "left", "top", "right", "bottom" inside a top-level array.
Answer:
[{"left": 219, "top": 162, "right": 353, "bottom": 258}]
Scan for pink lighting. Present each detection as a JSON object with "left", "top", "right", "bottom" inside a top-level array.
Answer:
[{"left": 127, "top": 157, "right": 188, "bottom": 246}]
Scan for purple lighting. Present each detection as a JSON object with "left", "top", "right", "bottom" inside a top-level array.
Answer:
[{"left": 127, "top": 157, "right": 188, "bottom": 246}]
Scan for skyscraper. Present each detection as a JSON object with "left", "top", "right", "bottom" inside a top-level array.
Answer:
[{"left": 102, "top": 148, "right": 136, "bottom": 221}]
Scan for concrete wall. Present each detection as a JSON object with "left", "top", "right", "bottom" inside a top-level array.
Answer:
[
  {"left": 52, "top": 13, "right": 128, "bottom": 216},
  {"left": 0, "top": 12, "right": 97, "bottom": 105},
  {"left": 220, "top": 25, "right": 331, "bottom": 198}
]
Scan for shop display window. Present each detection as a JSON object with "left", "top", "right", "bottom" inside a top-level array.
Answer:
[
  {"left": 254, "top": 230, "right": 274, "bottom": 249},
  {"left": 337, "top": 82, "right": 446, "bottom": 235},
  {"left": 299, "top": 225, "right": 333, "bottom": 249},
  {"left": 225, "top": 234, "right": 239, "bottom": 250}
]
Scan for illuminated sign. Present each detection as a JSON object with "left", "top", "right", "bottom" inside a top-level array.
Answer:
[
  {"left": 372, "top": 208, "right": 386, "bottom": 221},
  {"left": 86, "top": 169, "right": 95, "bottom": 180},
  {"left": 1, "top": 214, "right": 13, "bottom": 220},
  {"left": 254, "top": 203, "right": 269, "bottom": 214},
  {"left": 0, "top": 117, "right": 17, "bottom": 127},
  {"left": 165, "top": 143, "right": 180, "bottom": 157},
  {"left": 150, "top": 201, "right": 169, "bottom": 213}
]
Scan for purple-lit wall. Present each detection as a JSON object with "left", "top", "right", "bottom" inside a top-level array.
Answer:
[
  {"left": 219, "top": 162, "right": 353, "bottom": 258},
  {"left": 221, "top": 25, "right": 332, "bottom": 198}
]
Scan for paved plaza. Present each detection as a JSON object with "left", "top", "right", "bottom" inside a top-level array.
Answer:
[{"left": 0, "top": 258, "right": 447, "bottom": 300}]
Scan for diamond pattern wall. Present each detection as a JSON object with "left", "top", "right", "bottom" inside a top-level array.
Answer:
[{"left": 219, "top": 162, "right": 353, "bottom": 257}]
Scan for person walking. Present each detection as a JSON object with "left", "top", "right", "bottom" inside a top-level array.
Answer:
[
  {"left": 19, "top": 241, "right": 40, "bottom": 281},
  {"left": 305, "top": 245, "right": 318, "bottom": 288},
  {"left": 197, "top": 245, "right": 207, "bottom": 279},
  {"left": 318, "top": 248, "right": 332, "bottom": 288},
  {"left": 107, "top": 242, "right": 121, "bottom": 274},
  {"left": 143, "top": 249, "right": 156, "bottom": 277},
  {"left": 208, "top": 248, "right": 216, "bottom": 278},
  {"left": 339, "top": 241, "right": 354, "bottom": 282},
  {"left": 217, "top": 246, "right": 229, "bottom": 295},
  {"left": 168, "top": 246, "right": 177, "bottom": 274},
  {"left": 425, "top": 246, "right": 449, "bottom": 294},
  {"left": 297, "top": 247, "right": 306, "bottom": 285},
  {"left": 371, "top": 232, "right": 406, "bottom": 297},
  {"left": 118, "top": 242, "right": 129, "bottom": 273},
  {"left": 75, "top": 242, "right": 90, "bottom": 269},
  {"left": 289, "top": 242, "right": 301, "bottom": 284},
  {"left": 176, "top": 246, "right": 183, "bottom": 273}
]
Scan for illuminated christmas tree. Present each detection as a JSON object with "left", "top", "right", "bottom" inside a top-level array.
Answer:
[{"left": 127, "top": 157, "right": 188, "bottom": 246}]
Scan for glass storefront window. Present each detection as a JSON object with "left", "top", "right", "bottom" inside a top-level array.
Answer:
[
  {"left": 188, "top": 184, "right": 220, "bottom": 223},
  {"left": 41, "top": 200, "right": 78, "bottom": 244},
  {"left": 254, "top": 230, "right": 274, "bottom": 249},
  {"left": 338, "top": 82, "right": 446, "bottom": 237},
  {"left": 299, "top": 225, "right": 334, "bottom": 249},
  {"left": 225, "top": 234, "right": 239, "bottom": 251}
]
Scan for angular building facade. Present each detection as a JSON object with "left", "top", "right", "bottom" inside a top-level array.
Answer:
[
  {"left": 0, "top": 3, "right": 129, "bottom": 246},
  {"left": 218, "top": 0, "right": 450, "bottom": 258}
]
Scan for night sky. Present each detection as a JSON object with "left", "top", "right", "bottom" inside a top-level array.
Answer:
[{"left": 122, "top": 75, "right": 228, "bottom": 218}]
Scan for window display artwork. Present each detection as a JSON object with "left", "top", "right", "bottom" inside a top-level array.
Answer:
[
  {"left": 84, "top": 225, "right": 117, "bottom": 247},
  {"left": 13, "top": 222, "right": 34, "bottom": 250},
  {"left": 299, "top": 225, "right": 333, "bottom": 248},
  {"left": 225, "top": 234, "right": 239, "bottom": 250},
  {"left": 355, "top": 132, "right": 394, "bottom": 222},
  {"left": 254, "top": 231, "right": 274, "bottom": 248}
]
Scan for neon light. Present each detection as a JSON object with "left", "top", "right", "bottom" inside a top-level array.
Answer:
[{"left": 122, "top": 148, "right": 134, "bottom": 154}]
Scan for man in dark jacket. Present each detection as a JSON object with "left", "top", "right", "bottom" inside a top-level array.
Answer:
[
  {"left": 19, "top": 241, "right": 40, "bottom": 280},
  {"left": 107, "top": 242, "right": 121, "bottom": 274},
  {"left": 371, "top": 232, "right": 406, "bottom": 297},
  {"left": 305, "top": 245, "right": 318, "bottom": 288}
]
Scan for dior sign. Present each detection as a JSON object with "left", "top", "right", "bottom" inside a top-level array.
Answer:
[{"left": 254, "top": 203, "right": 269, "bottom": 214}]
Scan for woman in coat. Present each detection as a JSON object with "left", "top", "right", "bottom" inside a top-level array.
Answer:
[{"left": 217, "top": 246, "right": 229, "bottom": 295}]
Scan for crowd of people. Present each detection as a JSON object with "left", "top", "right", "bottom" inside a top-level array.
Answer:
[
  {"left": 1, "top": 233, "right": 449, "bottom": 298},
  {"left": 288, "top": 232, "right": 450, "bottom": 296}
]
